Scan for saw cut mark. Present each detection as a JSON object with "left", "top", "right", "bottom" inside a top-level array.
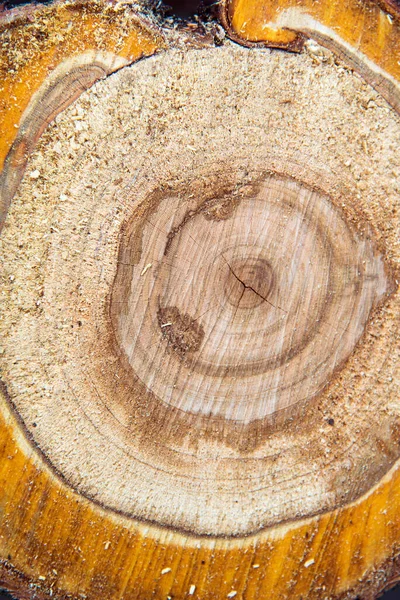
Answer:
[
  {"left": 111, "top": 174, "right": 389, "bottom": 423},
  {"left": 0, "top": 52, "right": 130, "bottom": 232},
  {"left": 0, "top": 44, "right": 399, "bottom": 537},
  {"left": 221, "top": 0, "right": 400, "bottom": 113}
]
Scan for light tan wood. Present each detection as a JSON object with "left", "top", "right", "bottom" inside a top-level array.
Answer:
[
  {"left": 0, "top": 0, "right": 400, "bottom": 598},
  {"left": 220, "top": 0, "right": 400, "bottom": 112},
  {"left": 112, "top": 173, "right": 389, "bottom": 424},
  {"left": 0, "top": 0, "right": 164, "bottom": 183},
  {"left": 2, "top": 40, "right": 399, "bottom": 539}
]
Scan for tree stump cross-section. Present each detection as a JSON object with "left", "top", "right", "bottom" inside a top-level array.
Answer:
[{"left": 0, "top": 1, "right": 399, "bottom": 599}]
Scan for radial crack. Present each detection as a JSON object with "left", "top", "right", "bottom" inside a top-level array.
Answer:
[{"left": 225, "top": 261, "right": 287, "bottom": 313}]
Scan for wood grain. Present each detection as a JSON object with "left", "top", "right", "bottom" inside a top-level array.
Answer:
[
  {"left": 2, "top": 391, "right": 400, "bottom": 600},
  {"left": 0, "top": 0, "right": 164, "bottom": 229},
  {"left": 0, "top": 0, "right": 400, "bottom": 598},
  {"left": 220, "top": 0, "right": 400, "bottom": 113},
  {"left": 112, "top": 174, "right": 389, "bottom": 424}
]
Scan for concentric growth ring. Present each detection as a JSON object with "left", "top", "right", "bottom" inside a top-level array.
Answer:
[
  {"left": 1, "top": 44, "right": 398, "bottom": 536},
  {"left": 111, "top": 173, "right": 387, "bottom": 423}
]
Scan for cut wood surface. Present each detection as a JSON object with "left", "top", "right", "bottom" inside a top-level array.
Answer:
[
  {"left": 220, "top": 0, "right": 400, "bottom": 111},
  {"left": 0, "top": 0, "right": 164, "bottom": 228},
  {"left": 0, "top": 0, "right": 399, "bottom": 599}
]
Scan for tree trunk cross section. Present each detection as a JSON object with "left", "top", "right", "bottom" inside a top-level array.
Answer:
[{"left": 0, "top": 3, "right": 399, "bottom": 598}]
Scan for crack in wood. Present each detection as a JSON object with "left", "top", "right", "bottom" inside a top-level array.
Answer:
[{"left": 224, "top": 258, "right": 287, "bottom": 313}]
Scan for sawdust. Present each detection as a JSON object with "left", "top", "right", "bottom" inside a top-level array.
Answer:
[{"left": 0, "top": 41, "right": 399, "bottom": 536}]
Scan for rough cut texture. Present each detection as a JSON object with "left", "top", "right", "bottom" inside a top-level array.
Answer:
[
  {"left": 1, "top": 0, "right": 400, "bottom": 598},
  {"left": 1, "top": 44, "right": 399, "bottom": 538},
  {"left": 221, "top": 0, "right": 400, "bottom": 113},
  {"left": 0, "top": 0, "right": 164, "bottom": 172}
]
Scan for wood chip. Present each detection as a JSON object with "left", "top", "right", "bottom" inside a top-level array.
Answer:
[
  {"left": 304, "top": 559, "right": 315, "bottom": 568},
  {"left": 141, "top": 263, "right": 152, "bottom": 276}
]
